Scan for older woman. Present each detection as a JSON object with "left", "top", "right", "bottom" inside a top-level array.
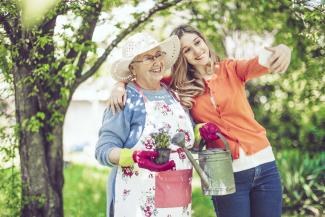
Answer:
[{"left": 95, "top": 33, "right": 194, "bottom": 217}]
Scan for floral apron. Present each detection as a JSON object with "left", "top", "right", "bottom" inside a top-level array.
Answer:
[{"left": 114, "top": 85, "right": 194, "bottom": 217}]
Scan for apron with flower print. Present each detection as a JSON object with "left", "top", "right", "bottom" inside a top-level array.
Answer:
[{"left": 114, "top": 85, "right": 194, "bottom": 217}]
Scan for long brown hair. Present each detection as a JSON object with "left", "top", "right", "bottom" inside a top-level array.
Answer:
[{"left": 170, "top": 25, "right": 220, "bottom": 109}]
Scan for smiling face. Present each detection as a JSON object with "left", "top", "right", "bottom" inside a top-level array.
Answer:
[
  {"left": 180, "top": 33, "right": 210, "bottom": 67},
  {"left": 129, "top": 47, "right": 166, "bottom": 89}
]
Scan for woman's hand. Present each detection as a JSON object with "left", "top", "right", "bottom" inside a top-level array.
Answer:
[
  {"left": 106, "top": 82, "right": 127, "bottom": 114},
  {"left": 118, "top": 149, "right": 175, "bottom": 172},
  {"left": 265, "top": 44, "right": 292, "bottom": 73}
]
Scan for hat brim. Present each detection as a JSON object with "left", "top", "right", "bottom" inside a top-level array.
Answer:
[{"left": 111, "top": 35, "right": 180, "bottom": 81}]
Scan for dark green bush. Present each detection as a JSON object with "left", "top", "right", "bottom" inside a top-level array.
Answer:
[{"left": 277, "top": 150, "right": 325, "bottom": 216}]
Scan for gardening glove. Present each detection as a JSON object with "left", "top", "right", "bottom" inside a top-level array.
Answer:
[
  {"left": 194, "top": 123, "right": 205, "bottom": 145},
  {"left": 199, "top": 122, "right": 221, "bottom": 142},
  {"left": 119, "top": 149, "right": 175, "bottom": 172},
  {"left": 199, "top": 123, "right": 223, "bottom": 150},
  {"left": 192, "top": 123, "right": 205, "bottom": 152}
]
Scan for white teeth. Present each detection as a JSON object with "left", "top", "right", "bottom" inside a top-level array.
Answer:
[{"left": 151, "top": 68, "right": 161, "bottom": 73}]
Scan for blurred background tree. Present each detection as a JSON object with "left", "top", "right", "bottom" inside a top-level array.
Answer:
[
  {"left": 178, "top": 1, "right": 325, "bottom": 215},
  {"left": 182, "top": 0, "right": 324, "bottom": 152}
]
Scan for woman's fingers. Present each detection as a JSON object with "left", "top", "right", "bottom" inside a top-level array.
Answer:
[
  {"left": 106, "top": 82, "right": 127, "bottom": 114},
  {"left": 283, "top": 56, "right": 291, "bottom": 71},
  {"left": 264, "top": 46, "right": 275, "bottom": 52},
  {"left": 123, "top": 91, "right": 127, "bottom": 105},
  {"left": 114, "top": 98, "right": 122, "bottom": 113},
  {"left": 118, "top": 95, "right": 124, "bottom": 107},
  {"left": 268, "top": 51, "right": 280, "bottom": 67},
  {"left": 268, "top": 44, "right": 291, "bottom": 73},
  {"left": 272, "top": 61, "right": 284, "bottom": 73},
  {"left": 106, "top": 99, "right": 116, "bottom": 115},
  {"left": 271, "top": 53, "right": 285, "bottom": 70},
  {"left": 277, "top": 57, "right": 290, "bottom": 73},
  {"left": 272, "top": 56, "right": 290, "bottom": 73}
]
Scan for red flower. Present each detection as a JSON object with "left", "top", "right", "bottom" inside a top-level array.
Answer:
[{"left": 199, "top": 122, "right": 221, "bottom": 142}]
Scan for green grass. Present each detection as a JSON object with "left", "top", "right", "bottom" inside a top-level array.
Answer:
[
  {"left": 192, "top": 188, "right": 216, "bottom": 217},
  {"left": 63, "top": 163, "right": 108, "bottom": 217}
]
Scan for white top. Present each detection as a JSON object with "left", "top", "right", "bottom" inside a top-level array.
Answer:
[{"left": 232, "top": 146, "right": 275, "bottom": 172}]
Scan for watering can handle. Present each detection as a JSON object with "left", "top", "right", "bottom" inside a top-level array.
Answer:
[{"left": 199, "top": 132, "right": 233, "bottom": 160}]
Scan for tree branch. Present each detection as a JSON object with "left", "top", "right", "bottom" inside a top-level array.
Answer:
[
  {"left": 71, "top": 1, "right": 103, "bottom": 77},
  {"left": 38, "top": 0, "right": 75, "bottom": 31},
  {"left": 0, "top": 0, "right": 21, "bottom": 44},
  {"left": 73, "top": 0, "right": 183, "bottom": 89},
  {"left": 0, "top": 15, "right": 16, "bottom": 44},
  {"left": 50, "top": 0, "right": 102, "bottom": 76}
]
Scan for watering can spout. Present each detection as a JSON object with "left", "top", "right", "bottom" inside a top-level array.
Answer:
[{"left": 171, "top": 132, "right": 210, "bottom": 188}]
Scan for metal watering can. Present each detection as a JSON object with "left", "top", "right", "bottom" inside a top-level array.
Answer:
[{"left": 172, "top": 132, "right": 235, "bottom": 196}]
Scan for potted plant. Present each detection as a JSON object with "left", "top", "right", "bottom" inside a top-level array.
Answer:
[{"left": 151, "top": 128, "right": 171, "bottom": 164}]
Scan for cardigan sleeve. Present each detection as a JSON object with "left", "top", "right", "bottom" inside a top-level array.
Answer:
[{"left": 95, "top": 100, "right": 132, "bottom": 167}]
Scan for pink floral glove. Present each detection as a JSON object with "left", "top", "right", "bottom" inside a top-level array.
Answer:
[
  {"left": 119, "top": 149, "right": 175, "bottom": 172},
  {"left": 133, "top": 150, "right": 175, "bottom": 172}
]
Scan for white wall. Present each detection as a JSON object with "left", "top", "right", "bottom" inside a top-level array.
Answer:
[{"left": 63, "top": 99, "right": 107, "bottom": 165}]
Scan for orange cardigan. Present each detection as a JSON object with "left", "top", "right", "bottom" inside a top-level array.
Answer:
[{"left": 190, "top": 57, "right": 271, "bottom": 159}]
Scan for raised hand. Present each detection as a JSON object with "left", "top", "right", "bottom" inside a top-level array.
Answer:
[{"left": 265, "top": 44, "right": 292, "bottom": 73}]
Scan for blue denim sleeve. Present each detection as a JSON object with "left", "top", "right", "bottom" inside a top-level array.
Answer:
[{"left": 95, "top": 105, "right": 131, "bottom": 167}]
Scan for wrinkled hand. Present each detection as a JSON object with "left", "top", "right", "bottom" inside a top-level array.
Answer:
[
  {"left": 106, "top": 82, "right": 127, "bottom": 114},
  {"left": 133, "top": 150, "right": 175, "bottom": 172},
  {"left": 265, "top": 44, "right": 291, "bottom": 73}
]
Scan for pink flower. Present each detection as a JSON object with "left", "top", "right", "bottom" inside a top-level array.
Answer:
[
  {"left": 122, "top": 167, "right": 133, "bottom": 177},
  {"left": 162, "top": 104, "right": 171, "bottom": 112},
  {"left": 143, "top": 137, "right": 154, "bottom": 150},
  {"left": 177, "top": 148, "right": 186, "bottom": 159},
  {"left": 144, "top": 206, "right": 152, "bottom": 217},
  {"left": 199, "top": 122, "right": 221, "bottom": 142},
  {"left": 177, "top": 129, "right": 190, "bottom": 142}
]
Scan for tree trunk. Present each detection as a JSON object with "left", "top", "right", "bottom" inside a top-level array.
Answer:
[{"left": 13, "top": 66, "right": 64, "bottom": 217}]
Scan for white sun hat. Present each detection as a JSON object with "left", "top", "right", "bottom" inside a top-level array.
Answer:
[{"left": 110, "top": 32, "right": 180, "bottom": 81}]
